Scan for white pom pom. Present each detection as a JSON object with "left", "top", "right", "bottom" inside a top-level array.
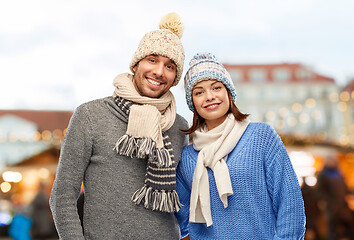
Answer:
[{"left": 159, "top": 12, "right": 184, "bottom": 39}]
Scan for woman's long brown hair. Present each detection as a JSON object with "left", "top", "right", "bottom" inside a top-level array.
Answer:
[{"left": 181, "top": 88, "right": 250, "bottom": 135}]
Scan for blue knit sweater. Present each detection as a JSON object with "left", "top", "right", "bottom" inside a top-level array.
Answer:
[{"left": 175, "top": 122, "right": 305, "bottom": 240}]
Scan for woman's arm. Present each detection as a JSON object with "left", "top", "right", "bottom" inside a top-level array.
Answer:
[
  {"left": 175, "top": 150, "right": 192, "bottom": 239},
  {"left": 264, "top": 127, "right": 306, "bottom": 239}
]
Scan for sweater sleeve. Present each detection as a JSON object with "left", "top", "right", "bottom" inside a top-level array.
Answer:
[
  {"left": 175, "top": 149, "right": 191, "bottom": 239},
  {"left": 264, "top": 126, "right": 306, "bottom": 240},
  {"left": 49, "top": 104, "right": 93, "bottom": 239}
]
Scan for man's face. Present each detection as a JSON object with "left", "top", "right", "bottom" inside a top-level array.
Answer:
[{"left": 132, "top": 55, "right": 177, "bottom": 98}]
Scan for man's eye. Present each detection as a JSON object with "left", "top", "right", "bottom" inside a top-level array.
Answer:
[
  {"left": 149, "top": 59, "right": 156, "bottom": 63},
  {"left": 166, "top": 65, "right": 175, "bottom": 70}
]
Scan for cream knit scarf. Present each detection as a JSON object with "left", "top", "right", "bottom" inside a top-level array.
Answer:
[
  {"left": 113, "top": 73, "right": 176, "bottom": 166},
  {"left": 112, "top": 73, "right": 181, "bottom": 212},
  {"left": 190, "top": 114, "right": 250, "bottom": 226}
]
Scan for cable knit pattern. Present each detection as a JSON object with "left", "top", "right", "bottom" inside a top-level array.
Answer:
[{"left": 175, "top": 122, "right": 305, "bottom": 240}]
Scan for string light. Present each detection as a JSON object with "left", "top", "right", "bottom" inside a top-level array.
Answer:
[
  {"left": 1, "top": 129, "right": 66, "bottom": 144},
  {"left": 292, "top": 103, "right": 303, "bottom": 113},
  {"left": 265, "top": 111, "right": 276, "bottom": 121},
  {"left": 0, "top": 182, "right": 11, "bottom": 193},
  {"left": 337, "top": 102, "right": 347, "bottom": 112},
  {"left": 339, "top": 91, "right": 350, "bottom": 102},
  {"left": 287, "top": 117, "right": 298, "bottom": 127},
  {"left": 299, "top": 113, "right": 310, "bottom": 123},
  {"left": 38, "top": 168, "right": 50, "bottom": 179},
  {"left": 305, "top": 98, "right": 316, "bottom": 108},
  {"left": 279, "top": 107, "right": 289, "bottom": 117},
  {"left": 329, "top": 92, "right": 339, "bottom": 102},
  {"left": 2, "top": 171, "right": 22, "bottom": 183}
]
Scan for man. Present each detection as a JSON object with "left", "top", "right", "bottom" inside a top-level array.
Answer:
[{"left": 49, "top": 13, "right": 188, "bottom": 239}]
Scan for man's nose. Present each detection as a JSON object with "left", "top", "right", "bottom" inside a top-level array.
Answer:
[{"left": 152, "top": 63, "right": 164, "bottom": 77}]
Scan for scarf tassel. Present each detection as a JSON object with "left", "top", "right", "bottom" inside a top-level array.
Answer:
[
  {"left": 114, "top": 134, "right": 138, "bottom": 157},
  {"left": 115, "top": 136, "right": 173, "bottom": 167},
  {"left": 131, "top": 186, "right": 181, "bottom": 213},
  {"left": 154, "top": 148, "right": 173, "bottom": 167},
  {"left": 137, "top": 138, "right": 155, "bottom": 158}
]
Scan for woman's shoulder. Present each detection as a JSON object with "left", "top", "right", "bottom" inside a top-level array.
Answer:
[
  {"left": 182, "top": 144, "right": 195, "bottom": 154},
  {"left": 181, "top": 144, "right": 198, "bottom": 162},
  {"left": 248, "top": 122, "right": 278, "bottom": 137},
  {"left": 249, "top": 121, "right": 273, "bottom": 130},
  {"left": 178, "top": 144, "right": 198, "bottom": 174},
  {"left": 236, "top": 122, "right": 281, "bottom": 150}
]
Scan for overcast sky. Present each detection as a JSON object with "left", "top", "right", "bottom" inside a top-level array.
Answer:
[{"left": 1, "top": 0, "right": 353, "bottom": 120}]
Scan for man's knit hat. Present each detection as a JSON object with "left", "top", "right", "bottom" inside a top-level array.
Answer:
[
  {"left": 184, "top": 52, "right": 237, "bottom": 111},
  {"left": 130, "top": 13, "right": 185, "bottom": 86}
]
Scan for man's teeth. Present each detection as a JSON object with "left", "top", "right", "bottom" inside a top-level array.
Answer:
[{"left": 147, "top": 78, "right": 161, "bottom": 86}]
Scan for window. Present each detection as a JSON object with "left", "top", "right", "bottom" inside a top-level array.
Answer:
[
  {"left": 229, "top": 69, "right": 243, "bottom": 82},
  {"left": 296, "top": 68, "right": 312, "bottom": 79},
  {"left": 249, "top": 69, "right": 266, "bottom": 82},
  {"left": 273, "top": 68, "right": 290, "bottom": 82}
]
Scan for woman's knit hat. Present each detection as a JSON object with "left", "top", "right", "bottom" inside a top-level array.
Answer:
[
  {"left": 184, "top": 52, "right": 237, "bottom": 111},
  {"left": 130, "top": 13, "right": 185, "bottom": 86}
]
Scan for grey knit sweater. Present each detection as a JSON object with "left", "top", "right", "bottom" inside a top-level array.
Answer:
[{"left": 49, "top": 96, "right": 188, "bottom": 239}]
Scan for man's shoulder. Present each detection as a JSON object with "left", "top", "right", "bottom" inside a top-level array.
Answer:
[
  {"left": 174, "top": 113, "right": 189, "bottom": 129},
  {"left": 79, "top": 96, "right": 113, "bottom": 108},
  {"left": 71, "top": 96, "right": 114, "bottom": 120},
  {"left": 74, "top": 96, "right": 113, "bottom": 112}
]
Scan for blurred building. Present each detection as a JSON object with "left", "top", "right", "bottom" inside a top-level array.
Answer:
[
  {"left": 341, "top": 79, "right": 354, "bottom": 147},
  {"left": 0, "top": 110, "right": 72, "bottom": 204},
  {"left": 224, "top": 63, "right": 354, "bottom": 192},
  {"left": 224, "top": 63, "right": 350, "bottom": 147}
]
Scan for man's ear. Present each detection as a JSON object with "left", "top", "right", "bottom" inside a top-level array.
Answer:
[{"left": 132, "top": 65, "right": 137, "bottom": 73}]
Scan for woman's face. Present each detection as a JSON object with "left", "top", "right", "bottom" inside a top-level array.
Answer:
[{"left": 192, "top": 80, "right": 230, "bottom": 130}]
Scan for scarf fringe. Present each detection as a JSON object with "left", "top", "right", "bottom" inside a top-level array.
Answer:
[
  {"left": 114, "top": 134, "right": 138, "bottom": 157},
  {"left": 114, "top": 134, "right": 173, "bottom": 167},
  {"left": 137, "top": 138, "right": 155, "bottom": 158},
  {"left": 131, "top": 185, "right": 181, "bottom": 213}
]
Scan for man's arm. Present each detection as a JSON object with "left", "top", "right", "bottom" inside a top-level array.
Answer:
[{"left": 49, "top": 104, "right": 93, "bottom": 239}]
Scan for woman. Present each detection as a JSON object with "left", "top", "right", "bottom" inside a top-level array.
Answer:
[{"left": 175, "top": 52, "right": 306, "bottom": 239}]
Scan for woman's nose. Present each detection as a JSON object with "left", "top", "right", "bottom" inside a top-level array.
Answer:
[{"left": 205, "top": 90, "right": 215, "bottom": 100}]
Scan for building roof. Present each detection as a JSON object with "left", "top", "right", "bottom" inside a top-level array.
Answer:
[
  {"left": 223, "top": 63, "right": 334, "bottom": 83},
  {"left": 0, "top": 110, "right": 73, "bottom": 132},
  {"left": 342, "top": 79, "right": 354, "bottom": 92}
]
